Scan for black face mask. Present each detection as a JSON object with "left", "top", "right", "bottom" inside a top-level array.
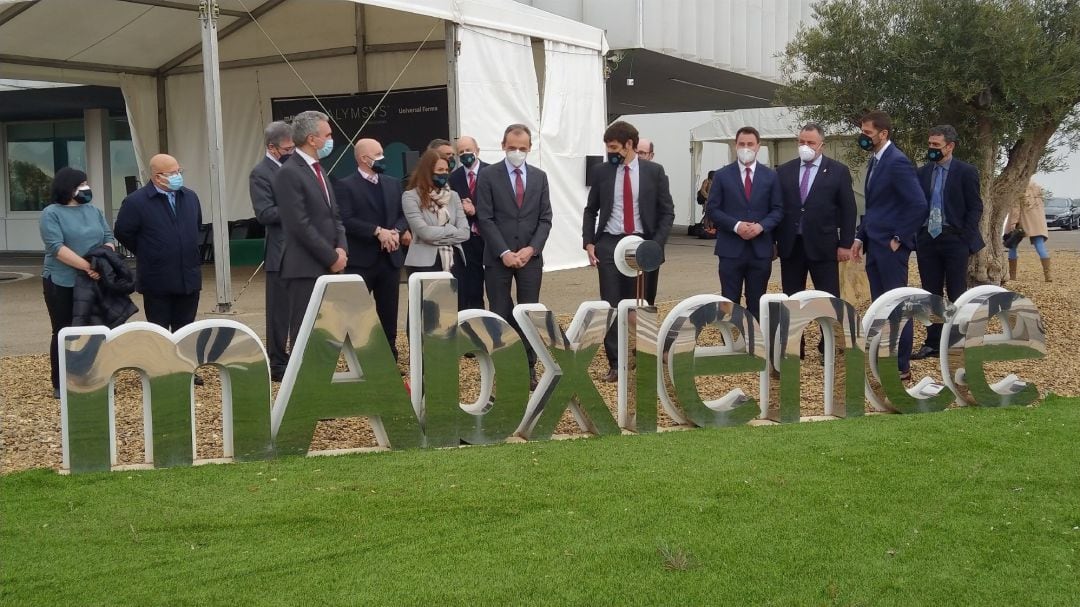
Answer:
[
  {"left": 607, "top": 152, "right": 624, "bottom": 166},
  {"left": 433, "top": 174, "right": 449, "bottom": 189},
  {"left": 460, "top": 153, "right": 477, "bottom": 168},
  {"left": 447, "top": 157, "right": 456, "bottom": 171},
  {"left": 277, "top": 153, "right": 292, "bottom": 164},
  {"left": 857, "top": 133, "right": 875, "bottom": 151},
  {"left": 926, "top": 148, "right": 945, "bottom": 163},
  {"left": 74, "top": 189, "right": 93, "bottom": 204},
  {"left": 371, "top": 158, "right": 387, "bottom": 174}
]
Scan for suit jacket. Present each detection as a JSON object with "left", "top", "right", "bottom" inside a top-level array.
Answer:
[
  {"left": 858, "top": 143, "right": 927, "bottom": 251},
  {"left": 581, "top": 159, "right": 676, "bottom": 260},
  {"left": 705, "top": 161, "right": 784, "bottom": 259},
  {"left": 332, "top": 171, "right": 407, "bottom": 270},
  {"left": 401, "top": 188, "right": 470, "bottom": 267},
  {"left": 271, "top": 153, "right": 347, "bottom": 280},
  {"left": 918, "top": 158, "right": 985, "bottom": 254},
  {"left": 449, "top": 161, "right": 489, "bottom": 229},
  {"left": 475, "top": 161, "right": 553, "bottom": 266},
  {"left": 114, "top": 182, "right": 203, "bottom": 295},
  {"left": 249, "top": 156, "right": 285, "bottom": 272},
  {"left": 775, "top": 155, "right": 857, "bottom": 261}
]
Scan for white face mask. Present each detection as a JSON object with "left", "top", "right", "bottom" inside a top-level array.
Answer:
[
  {"left": 736, "top": 147, "right": 757, "bottom": 165},
  {"left": 505, "top": 150, "right": 527, "bottom": 167},
  {"left": 798, "top": 144, "right": 818, "bottom": 163}
]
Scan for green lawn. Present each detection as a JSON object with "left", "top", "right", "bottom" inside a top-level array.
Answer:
[{"left": 3, "top": 398, "right": 1079, "bottom": 606}]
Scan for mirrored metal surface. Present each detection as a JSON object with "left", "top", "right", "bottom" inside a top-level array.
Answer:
[
  {"left": 271, "top": 275, "right": 418, "bottom": 454},
  {"left": 617, "top": 303, "right": 660, "bottom": 434},
  {"left": 763, "top": 293, "right": 865, "bottom": 422},
  {"left": 862, "top": 288, "right": 954, "bottom": 413},
  {"left": 408, "top": 273, "right": 462, "bottom": 447},
  {"left": 457, "top": 309, "right": 532, "bottom": 444},
  {"left": 516, "top": 302, "right": 615, "bottom": 439},
  {"left": 943, "top": 288, "right": 1045, "bottom": 407},
  {"left": 60, "top": 320, "right": 271, "bottom": 473},
  {"left": 657, "top": 295, "right": 766, "bottom": 428}
]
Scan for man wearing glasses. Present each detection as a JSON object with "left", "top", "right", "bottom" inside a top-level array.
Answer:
[{"left": 115, "top": 154, "right": 205, "bottom": 362}]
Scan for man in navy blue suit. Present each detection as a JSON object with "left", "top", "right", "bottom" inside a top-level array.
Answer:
[
  {"left": 912, "top": 124, "right": 984, "bottom": 360},
  {"left": 850, "top": 111, "right": 928, "bottom": 380},
  {"left": 706, "top": 126, "right": 784, "bottom": 319},
  {"left": 449, "top": 135, "right": 488, "bottom": 310}
]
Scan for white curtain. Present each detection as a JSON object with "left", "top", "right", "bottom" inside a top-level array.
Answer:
[
  {"left": 117, "top": 73, "right": 159, "bottom": 184},
  {"left": 538, "top": 39, "right": 605, "bottom": 270},
  {"left": 456, "top": 25, "right": 540, "bottom": 166}
]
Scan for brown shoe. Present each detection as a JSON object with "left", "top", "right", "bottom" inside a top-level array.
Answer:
[{"left": 603, "top": 368, "right": 618, "bottom": 383}]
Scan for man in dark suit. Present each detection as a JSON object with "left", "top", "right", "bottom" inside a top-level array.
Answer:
[
  {"left": 776, "top": 123, "right": 857, "bottom": 300},
  {"left": 912, "top": 124, "right": 984, "bottom": 360},
  {"left": 476, "top": 123, "right": 552, "bottom": 389},
  {"left": 333, "top": 138, "right": 407, "bottom": 361},
  {"left": 449, "top": 135, "right": 488, "bottom": 310},
  {"left": 115, "top": 153, "right": 203, "bottom": 332},
  {"left": 582, "top": 120, "right": 675, "bottom": 382},
  {"left": 850, "top": 111, "right": 928, "bottom": 380},
  {"left": 270, "top": 110, "right": 348, "bottom": 349},
  {"left": 705, "top": 126, "right": 784, "bottom": 319},
  {"left": 249, "top": 120, "right": 293, "bottom": 381}
]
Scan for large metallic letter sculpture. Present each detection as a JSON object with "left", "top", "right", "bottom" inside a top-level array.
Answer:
[
  {"left": 516, "top": 302, "right": 616, "bottom": 439},
  {"left": 941, "top": 285, "right": 1045, "bottom": 406},
  {"left": 862, "top": 287, "right": 953, "bottom": 413},
  {"left": 59, "top": 321, "right": 271, "bottom": 473},
  {"left": 455, "top": 309, "right": 532, "bottom": 444},
  {"left": 761, "top": 291, "right": 864, "bottom": 422},
  {"left": 616, "top": 301, "right": 661, "bottom": 434},
  {"left": 657, "top": 295, "right": 766, "bottom": 427},
  {"left": 272, "top": 275, "right": 418, "bottom": 454}
]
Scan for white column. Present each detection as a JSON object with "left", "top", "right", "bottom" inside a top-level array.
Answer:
[{"left": 83, "top": 108, "right": 114, "bottom": 221}]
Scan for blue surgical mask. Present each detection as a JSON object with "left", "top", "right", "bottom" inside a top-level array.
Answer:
[
  {"left": 433, "top": 174, "right": 449, "bottom": 189},
  {"left": 166, "top": 173, "right": 184, "bottom": 191},
  {"left": 74, "top": 188, "right": 93, "bottom": 204},
  {"left": 317, "top": 137, "right": 334, "bottom": 160}
]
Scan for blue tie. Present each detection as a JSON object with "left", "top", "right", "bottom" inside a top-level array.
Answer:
[
  {"left": 167, "top": 192, "right": 177, "bottom": 215},
  {"left": 929, "top": 165, "right": 944, "bottom": 238}
]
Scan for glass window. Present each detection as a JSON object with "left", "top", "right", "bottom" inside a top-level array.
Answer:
[{"left": 6, "top": 120, "right": 85, "bottom": 212}]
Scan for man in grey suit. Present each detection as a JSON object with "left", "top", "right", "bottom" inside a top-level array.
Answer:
[
  {"left": 582, "top": 121, "right": 675, "bottom": 382},
  {"left": 475, "top": 123, "right": 552, "bottom": 389},
  {"left": 271, "top": 110, "right": 348, "bottom": 349},
  {"left": 249, "top": 120, "right": 293, "bottom": 381}
]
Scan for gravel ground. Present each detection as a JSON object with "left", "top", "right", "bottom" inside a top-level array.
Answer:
[{"left": 3, "top": 253, "right": 1075, "bottom": 474}]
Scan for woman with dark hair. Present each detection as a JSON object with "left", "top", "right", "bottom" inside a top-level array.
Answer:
[
  {"left": 39, "top": 167, "right": 115, "bottom": 397},
  {"left": 401, "top": 150, "right": 470, "bottom": 276}
]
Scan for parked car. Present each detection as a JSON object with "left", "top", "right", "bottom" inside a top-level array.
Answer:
[{"left": 1044, "top": 197, "right": 1080, "bottom": 230}]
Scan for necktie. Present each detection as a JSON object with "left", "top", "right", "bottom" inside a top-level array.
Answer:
[
  {"left": 467, "top": 171, "right": 476, "bottom": 198},
  {"left": 929, "top": 165, "right": 945, "bottom": 238},
  {"left": 866, "top": 156, "right": 877, "bottom": 190},
  {"left": 513, "top": 168, "right": 524, "bottom": 207},
  {"left": 799, "top": 162, "right": 813, "bottom": 204},
  {"left": 623, "top": 165, "right": 634, "bottom": 234},
  {"left": 167, "top": 192, "right": 176, "bottom": 216},
  {"left": 743, "top": 167, "right": 752, "bottom": 200},
  {"left": 313, "top": 162, "right": 329, "bottom": 205},
  {"left": 364, "top": 172, "right": 378, "bottom": 185}
]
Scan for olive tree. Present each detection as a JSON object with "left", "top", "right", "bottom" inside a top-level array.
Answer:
[{"left": 778, "top": 0, "right": 1080, "bottom": 283}]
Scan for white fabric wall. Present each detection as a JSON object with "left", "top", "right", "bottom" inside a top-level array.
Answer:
[
  {"left": 117, "top": 73, "right": 159, "bottom": 183},
  {"left": 538, "top": 39, "right": 605, "bottom": 270}
]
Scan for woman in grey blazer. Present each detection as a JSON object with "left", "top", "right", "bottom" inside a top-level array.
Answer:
[{"left": 402, "top": 149, "right": 470, "bottom": 275}]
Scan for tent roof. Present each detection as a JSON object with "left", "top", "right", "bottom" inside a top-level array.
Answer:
[
  {"left": 0, "top": 0, "right": 605, "bottom": 83},
  {"left": 690, "top": 106, "right": 805, "bottom": 142}
]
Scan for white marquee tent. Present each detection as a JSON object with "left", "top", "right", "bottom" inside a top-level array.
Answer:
[{"left": 0, "top": 0, "right": 608, "bottom": 309}]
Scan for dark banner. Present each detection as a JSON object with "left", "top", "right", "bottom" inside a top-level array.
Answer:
[{"left": 271, "top": 86, "right": 449, "bottom": 182}]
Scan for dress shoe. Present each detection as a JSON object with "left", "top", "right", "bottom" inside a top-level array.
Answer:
[
  {"left": 603, "top": 368, "right": 618, "bottom": 383},
  {"left": 193, "top": 374, "right": 205, "bottom": 386},
  {"left": 53, "top": 387, "right": 60, "bottom": 399},
  {"left": 911, "top": 345, "right": 939, "bottom": 360}
]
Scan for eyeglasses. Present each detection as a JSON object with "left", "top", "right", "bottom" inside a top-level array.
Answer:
[{"left": 155, "top": 169, "right": 184, "bottom": 177}]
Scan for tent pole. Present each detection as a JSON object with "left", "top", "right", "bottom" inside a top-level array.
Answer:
[
  {"left": 445, "top": 21, "right": 460, "bottom": 142},
  {"left": 200, "top": 0, "right": 233, "bottom": 313}
]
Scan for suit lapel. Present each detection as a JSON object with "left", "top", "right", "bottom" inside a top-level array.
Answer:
[{"left": 803, "top": 158, "right": 825, "bottom": 204}]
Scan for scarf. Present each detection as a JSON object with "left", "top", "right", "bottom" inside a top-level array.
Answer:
[{"left": 428, "top": 187, "right": 455, "bottom": 272}]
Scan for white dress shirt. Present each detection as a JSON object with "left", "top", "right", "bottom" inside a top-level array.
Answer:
[{"left": 605, "top": 157, "right": 642, "bottom": 235}]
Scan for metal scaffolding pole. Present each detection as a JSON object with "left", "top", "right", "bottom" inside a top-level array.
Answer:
[{"left": 199, "top": 0, "right": 233, "bottom": 313}]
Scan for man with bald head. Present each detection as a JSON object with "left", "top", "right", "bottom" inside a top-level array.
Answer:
[
  {"left": 332, "top": 137, "right": 408, "bottom": 360},
  {"left": 635, "top": 138, "right": 655, "bottom": 161},
  {"left": 448, "top": 135, "right": 489, "bottom": 309},
  {"left": 115, "top": 153, "right": 204, "bottom": 337}
]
